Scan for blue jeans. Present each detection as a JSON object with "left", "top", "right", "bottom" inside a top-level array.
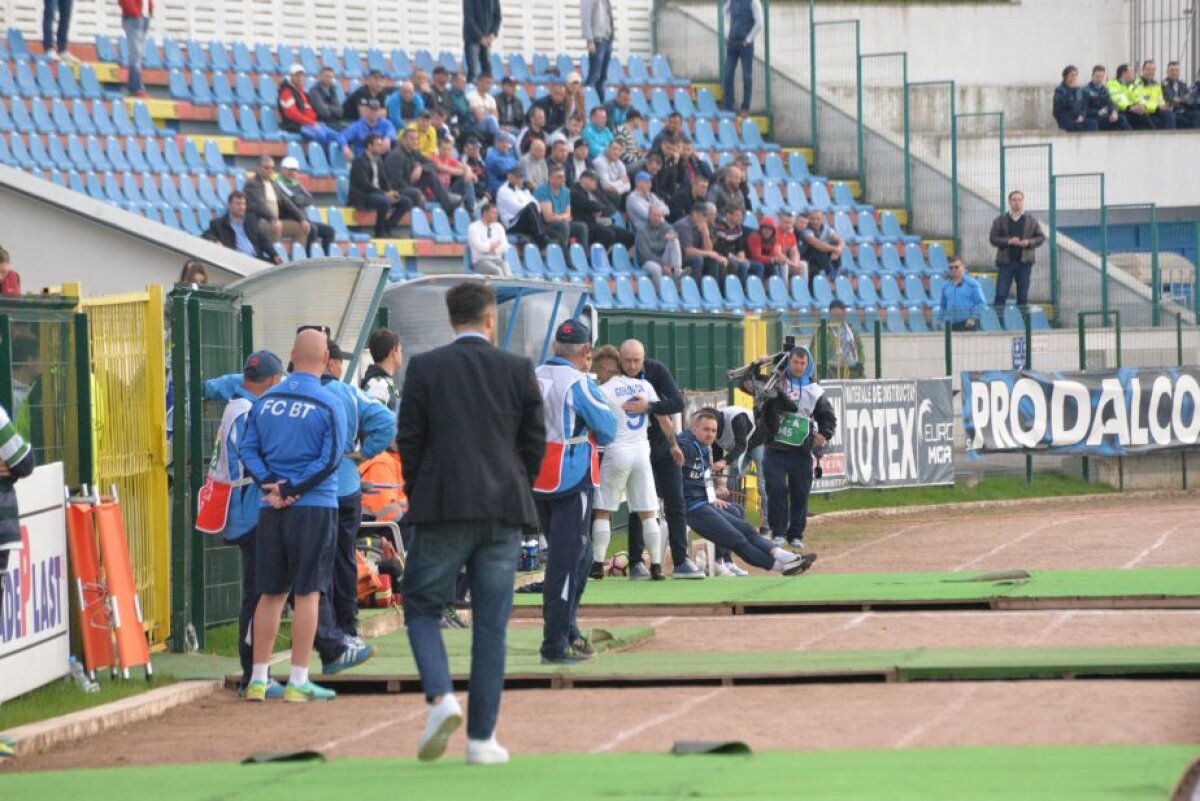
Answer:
[
  {"left": 301, "top": 124, "right": 343, "bottom": 147},
  {"left": 686, "top": 502, "right": 777, "bottom": 570},
  {"left": 473, "top": 115, "right": 502, "bottom": 140},
  {"left": 722, "top": 40, "right": 754, "bottom": 112},
  {"left": 537, "top": 488, "right": 594, "bottom": 658},
  {"left": 122, "top": 17, "right": 149, "bottom": 93},
  {"left": 464, "top": 42, "right": 491, "bottom": 83},
  {"left": 993, "top": 261, "right": 1031, "bottom": 307},
  {"left": 402, "top": 520, "right": 521, "bottom": 740},
  {"left": 586, "top": 39, "right": 613, "bottom": 98},
  {"left": 43, "top": 0, "right": 72, "bottom": 52},
  {"left": 763, "top": 446, "right": 813, "bottom": 540}
]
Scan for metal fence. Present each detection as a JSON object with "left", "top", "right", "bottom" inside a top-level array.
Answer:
[
  {"left": 905, "top": 80, "right": 957, "bottom": 246},
  {"left": 812, "top": 19, "right": 861, "bottom": 182},
  {"left": 858, "top": 52, "right": 908, "bottom": 213}
]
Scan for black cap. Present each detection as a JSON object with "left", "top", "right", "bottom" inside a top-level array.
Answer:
[
  {"left": 573, "top": 138, "right": 588, "bottom": 150},
  {"left": 506, "top": 164, "right": 525, "bottom": 177},
  {"left": 829, "top": 299, "right": 847, "bottom": 311},
  {"left": 579, "top": 169, "right": 598, "bottom": 181},
  {"left": 367, "top": 69, "right": 385, "bottom": 78},
  {"left": 555, "top": 319, "right": 591, "bottom": 344},
  {"left": 326, "top": 338, "right": 347, "bottom": 360},
  {"left": 359, "top": 97, "right": 382, "bottom": 109}
]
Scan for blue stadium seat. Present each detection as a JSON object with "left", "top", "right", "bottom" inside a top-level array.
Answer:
[
  {"left": 904, "top": 274, "right": 933, "bottom": 308},
  {"left": 1029, "top": 306, "right": 1050, "bottom": 330},
  {"left": 854, "top": 213, "right": 884, "bottom": 246},
  {"left": 136, "top": 36, "right": 161, "bottom": 70},
  {"left": 179, "top": 138, "right": 204, "bottom": 173},
  {"left": 678, "top": 275, "right": 704, "bottom": 312},
  {"left": 545, "top": 245, "right": 574, "bottom": 281},
  {"left": 195, "top": 176, "right": 222, "bottom": 211},
  {"left": 789, "top": 275, "right": 815, "bottom": 311},
  {"left": 452, "top": 207, "right": 471, "bottom": 243},
  {"left": 745, "top": 275, "right": 770, "bottom": 311},
  {"left": 606, "top": 56, "right": 625, "bottom": 87},
  {"left": 389, "top": 48, "right": 412, "bottom": 79},
  {"left": 907, "top": 307, "right": 930, "bottom": 332},
  {"left": 429, "top": 207, "right": 455, "bottom": 244},
  {"left": 512, "top": 245, "right": 541, "bottom": 279},
  {"left": 437, "top": 51, "right": 458, "bottom": 74},
  {"left": 366, "top": 48, "right": 389, "bottom": 77},
  {"left": 56, "top": 65, "right": 82, "bottom": 101},
  {"left": 35, "top": 61, "right": 61, "bottom": 97},
  {"left": 182, "top": 208, "right": 208, "bottom": 237},
  {"left": 63, "top": 169, "right": 85, "bottom": 196},
  {"left": 632, "top": 275, "right": 660, "bottom": 310},
  {"left": 297, "top": 46, "right": 319, "bottom": 76},
  {"left": 834, "top": 182, "right": 871, "bottom": 213},
  {"left": 808, "top": 182, "right": 833, "bottom": 213},
  {"left": 82, "top": 171, "right": 106, "bottom": 202},
  {"left": 215, "top": 174, "right": 236, "bottom": 200},
  {"left": 277, "top": 45, "right": 298, "bottom": 73},
  {"left": 209, "top": 71, "right": 235, "bottom": 105},
  {"left": 258, "top": 74, "right": 278, "bottom": 106},
  {"left": 833, "top": 212, "right": 860, "bottom": 245},
  {"left": 85, "top": 135, "right": 111, "bottom": 171},
  {"left": 139, "top": 174, "right": 164, "bottom": 207},
  {"left": 650, "top": 88, "right": 673, "bottom": 120},
  {"left": 882, "top": 306, "right": 905, "bottom": 333},
  {"left": 103, "top": 171, "right": 127, "bottom": 205},
  {"left": 656, "top": 277, "right": 682, "bottom": 311},
  {"left": 163, "top": 138, "right": 189, "bottom": 174},
  {"left": 204, "top": 139, "right": 229, "bottom": 174},
  {"left": 625, "top": 55, "right": 657, "bottom": 86},
  {"left": 0, "top": 102, "right": 14, "bottom": 135},
  {"left": 254, "top": 43, "right": 279, "bottom": 74},
  {"left": 234, "top": 73, "right": 259, "bottom": 106},
  {"left": 30, "top": 100, "right": 57, "bottom": 134},
  {"left": 564, "top": 243, "right": 589, "bottom": 278},
  {"left": 209, "top": 41, "right": 231, "bottom": 73},
  {"left": 30, "top": 135, "right": 59, "bottom": 171},
  {"left": 343, "top": 47, "right": 364, "bottom": 79},
  {"left": 0, "top": 65, "right": 19, "bottom": 100},
  {"left": 69, "top": 101, "right": 100, "bottom": 137},
  {"left": 857, "top": 276, "right": 882, "bottom": 308},
  {"left": 693, "top": 121, "right": 719, "bottom": 153},
  {"left": 741, "top": 119, "right": 779, "bottom": 153},
  {"left": 163, "top": 37, "right": 185, "bottom": 70},
  {"left": 881, "top": 212, "right": 920, "bottom": 245},
  {"left": 1002, "top": 304, "right": 1025, "bottom": 332},
  {"left": 231, "top": 41, "right": 254, "bottom": 74},
  {"left": 788, "top": 151, "right": 826, "bottom": 184},
  {"left": 65, "top": 135, "right": 92, "bottom": 171},
  {"left": 695, "top": 87, "right": 736, "bottom": 120},
  {"left": 811, "top": 275, "right": 835, "bottom": 309},
  {"left": 140, "top": 137, "right": 165, "bottom": 175},
  {"left": 216, "top": 103, "right": 240, "bottom": 136},
  {"left": 0, "top": 136, "right": 16, "bottom": 168},
  {"left": 306, "top": 141, "right": 331, "bottom": 177},
  {"left": 614, "top": 274, "right": 639, "bottom": 308},
  {"left": 159, "top": 174, "right": 185, "bottom": 208},
  {"left": 51, "top": 98, "right": 78, "bottom": 134},
  {"left": 759, "top": 182, "right": 786, "bottom": 216},
  {"left": 80, "top": 65, "right": 117, "bottom": 102},
  {"left": 978, "top": 306, "right": 1001, "bottom": 332},
  {"left": 168, "top": 68, "right": 192, "bottom": 102},
  {"left": 410, "top": 208, "right": 434, "bottom": 239},
  {"left": 879, "top": 274, "right": 904, "bottom": 306},
  {"left": 186, "top": 39, "right": 208, "bottom": 70},
  {"left": 555, "top": 53, "right": 576, "bottom": 81},
  {"left": 699, "top": 275, "right": 728, "bottom": 313},
  {"left": 93, "top": 33, "right": 117, "bottom": 64},
  {"left": 611, "top": 243, "right": 634, "bottom": 274},
  {"left": 589, "top": 244, "right": 614, "bottom": 275},
  {"left": 651, "top": 55, "right": 689, "bottom": 88},
  {"left": 590, "top": 276, "right": 615, "bottom": 309},
  {"left": 9, "top": 101, "right": 35, "bottom": 134},
  {"left": 764, "top": 275, "right": 791, "bottom": 312},
  {"left": 723, "top": 275, "right": 753, "bottom": 311},
  {"left": 132, "top": 101, "right": 159, "bottom": 136},
  {"left": 329, "top": 207, "right": 370, "bottom": 243},
  {"left": 716, "top": 119, "right": 741, "bottom": 152},
  {"left": 879, "top": 243, "right": 904, "bottom": 275},
  {"left": 927, "top": 242, "right": 950, "bottom": 275},
  {"left": 834, "top": 274, "right": 860, "bottom": 308},
  {"left": 289, "top": 241, "right": 308, "bottom": 261},
  {"left": 903, "top": 245, "right": 930, "bottom": 277}
]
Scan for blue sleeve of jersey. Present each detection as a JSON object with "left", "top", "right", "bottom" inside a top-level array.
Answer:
[
  {"left": 572, "top": 378, "right": 618, "bottom": 446},
  {"left": 238, "top": 401, "right": 275, "bottom": 486},
  {"left": 357, "top": 389, "right": 396, "bottom": 460},
  {"left": 204, "top": 373, "right": 242, "bottom": 402},
  {"left": 284, "top": 397, "right": 346, "bottom": 498}
]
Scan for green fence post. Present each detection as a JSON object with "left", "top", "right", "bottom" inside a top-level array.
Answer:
[
  {"left": 1024, "top": 308, "right": 1033, "bottom": 486},
  {"left": 186, "top": 295, "right": 206, "bottom": 648},
  {"left": 853, "top": 22, "right": 863, "bottom": 185},
  {"left": 1049, "top": 176, "right": 1059, "bottom": 319},
  {"left": 716, "top": 0, "right": 726, "bottom": 93},
  {"left": 74, "top": 313, "right": 94, "bottom": 488},
  {"left": 1194, "top": 221, "right": 1200, "bottom": 318},
  {"left": 240, "top": 305, "right": 254, "bottom": 359},
  {"left": 902, "top": 58, "right": 911, "bottom": 218},
  {"left": 943, "top": 321, "right": 952, "bottom": 376},
  {"left": 1181, "top": 314, "right": 1189, "bottom": 490},
  {"left": 1077, "top": 311, "right": 1088, "bottom": 483},
  {"left": 873, "top": 319, "right": 882, "bottom": 379},
  {"left": 1150, "top": 205, "right": 1160, "bottom": 327},
  {"left": 0, "top": 315, "right": 12, "bottom": 421},
  {"left": 817, "top": 319, "right": 828, "bottom": 378},
  {"left": 169, "top": 293, "right": 188, "bottom": 652},
  {"left": 1100, "top": 178, "right": 1109, "bottom": 319}
]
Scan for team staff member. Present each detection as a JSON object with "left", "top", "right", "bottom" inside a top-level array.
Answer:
[
  {"left": 619, "top": 340, "right": 705, "bottom": 579},
  {"left": 361, "top": 329, "right": 403, "bottom": 413},
  {"left": 711, "top": 404, "right": 757, "bottom": 576},
  {"left": 682, "top": 409, "right": 816, "bottom": 575},
  {"left": 206, "top": 351, "right": 286, "bottom": 698},
  {"left": 534, "top": 320, "right": 616, "bottom": 664},
  {"left": 397, "top": 282, "right": 546, "bottom": 765},
  {"left": 760, "top": 346, "right": 836, "bottom": 549},
  {"left": 315, "top": 340, "right": 394, "bottom": 672},
  {"left": 239, "top": 330, "right": 345, "bottom": 703}
]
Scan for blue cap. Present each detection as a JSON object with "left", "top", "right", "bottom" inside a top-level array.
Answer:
[
  {"left": 243, "top": 350, "right": 284, "bottom": 381},
  {"left": 555, "top": 319, "right": 591, "bottom": 344},
  {"left": 635, "top": 171, "right": 653, "bottom": 183}
]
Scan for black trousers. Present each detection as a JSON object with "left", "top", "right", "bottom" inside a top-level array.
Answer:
[
  {"left": 230, "top": 530, "right": 258, "bottom": 688},
  {"left": 314, "top": 492, "right": 362, "bottom": 663},
  {"left": 360, "top": 191, "right": 414, "bottom": 237},
  {"left": 506, "top": 203, "right": 551, "bottom": 248},
  {"left": 627, "top": 445, "right": 690, "bottom": 568}
]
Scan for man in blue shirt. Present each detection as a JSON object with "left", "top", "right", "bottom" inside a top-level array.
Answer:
[
  {"left": 581, "top": 106, "right": 614, "bottom": 161},
  {"left": 239, "top": 330, "right": 346, "bottom": 703},
  {"left": 340, "top": 98, "right": 397, "bottom": 161},
  {"left": 681, "top": 408, "right": 816, "bottom": 575},
  {"left": 534, "top": 166, "right": 590, "bottom": 251},
  {"left": 939, "top": 258, "right": 987, "bottom": 331}
]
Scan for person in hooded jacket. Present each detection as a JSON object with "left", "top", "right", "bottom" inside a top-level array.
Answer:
[{"left": 757, "top": 345, "right": 836, "bottom": 549}]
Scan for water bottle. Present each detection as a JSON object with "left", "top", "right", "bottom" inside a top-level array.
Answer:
[
  {"left": 520, "top": 540, "right": 538, "bottom": 571},
  {"left": 184, "top": 623, "right": 200, "bottom": 654},
  {"left": 69, "top": 656, "right": 100, "bottom": 694}
]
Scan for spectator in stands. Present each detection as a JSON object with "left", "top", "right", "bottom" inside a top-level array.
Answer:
[
  {"left": 496, "top": 77, "right": 525, "bottom": 131},
  {"left": 722, "top": 0, "right": 763, "bottom": 115},
  {"left": 517, "top": 107, "right": 549, "bottom": 155},
  {"left": 429, "top": 107, "right": 455, "bottom": 148},
  {"left": 567, "top": 137, "right": 591, "bottom": 185},
  {"left": 386, "top": 128, "right": 465, "bottom": 215},
  {"left": 467, "top": 73, "right": 503, "bottom": 142},
  {"left": 431, "top": 138, "right": 478, "bottom": 214},
  {"left": 277, "top": 156, "right": 336, "bottom": 254},
  {"left": 425, "top": 66, "right": 453, "bottom": 116},
  {"left": 675, "top": 201, "right": 726, "bottom": 281},
  {"left": 652, "top": 113, "right": 689, "bottom": 153},
  {"left": 498, "top": 165, "right": 553, "bottom": 248},
  {"left": 344, "top": 69, "right": 392, "bottom": 123},
  {"left": 800, "top": 211, "right": 844, "bottom": 289},
  {"left": 362, "top": 329, "right": 403, "bottom": 413},
  {"left": 571, "top": 171, "right": 634, "bottom": 250},
  {"left": 582, "top": 107, "right": 614, "bottom": 161},
  {"left": 613, "top": 110, "right": 647, "bottom": 169},
  {"left": 655, "top": 136, "right": 685, "bottom": 201},
  {"left": 565, "top": 73, "right": 588, "bottom": 124},
  {"left": 278, "top": 65, "right": 343, "bottom": 147},
  {"left": 536, "top": 165, "right": 588, "bottom": 251},
  {"left": 462, "top": 136, "right": 487, "bottom": 191},
  {"left": 938, "top": 257, "right": 987, "bottom": 331},
  {"left": 1163, "top": 61, "right": 1198, "bottom": 129},
  {"left": 0, "top": 247, "right": 20, "bottom": 296},
  {"left": 447, "top": 72, "right": 473, "bottom": 134},
  {"left": 626, "top": 171, "right": 669, "bottom": 232},
  {"left": 462, "top": 0, "right": 501, "bottom": 82},
  {"left": 605, "top": 87, "right": 634, "bottom": 129},
  {"left": 747, "top": 216, "right": 787, "bottom": 280},
  {"left": 307, "top": 67, "right": 346, "bottom": 130},
  {"left": 386, "top": 81, "right": 426, "bottom": 130},
  {"left": 1053, "top": 66, "right": 1097, "bottom": 132},
  {"left": 412, "top": 67, "right": 431, "bottom": 96},
  {"left": 714, "top": 206, "right": 758, "bottom": 284},
  {"left": 532, "top": 83, "right": 569, "bottom": 133},
  {"left": 203, "top": 191, "right": 281, "bottom": 263},
  {"left": 401, "top": 112, "right": 435, "bottom": 158},
  {"left": 563, "top": 113, "right": 586, "bottom": 144},
  {"left": 1082, "top": 66, "right": 1130, "bottom": 131},
  {"left": 669, "top": 174, "right": 709, "bottom": 223},
  {"left": 709, "top": 165, "right": 747, "bottom": 213},
  {"left": 775, "top": 210, "right": 806, "bottom": 280},
  {"left": 680, "top": 139, "right": 713, "bottom": 184},
  {"left": 118, "top": 0, "right": 152, "bottom": 98},
  {"left": 811, "top": 300, "right": 864, "bottom": 378},
  {"left": 484, "top": 132, "right": 519, "bottom": 196},
  {"left": 1134, "top": 60, "right": 1177, "bottom": 129},
  {"left": 988, "top": 189, "right": 1045, "bottom": 308},
  {"left": 179, "top": 259, "right": 209, "bottom": 286},
  {"left": 341, "top": 97, "right": 397, "bottom": 160},
  {"left": 467, "top": 202, "right": 511, "bottom": 276},
  {"left": 546, "top": 133, "right": 571, "bottom": 173},
  {"left": 43, "top": 0, "right": 77, "bottom": 63},
  {"left": 1108, "top": 63, "right": 1155, "bottom": 130},
  {"left": 636, "top": 205, "right": 683, "bottom": 291},
  {"left": 244, "top": 156, "right": 312, "bottom": 251},
  {"left": 643, "top": 153, "right": 667, "bottom": 199},
  {"left": 519, "top": 138, "right": 550, "bottom": 191},
  {"left": 594, "top": 140, "right": 631, "bottom": 206},
  {"left": 1192, "top": 68, "right": 1200, "bottom": 110},
  {"left": 348, "top": 134, "right": 412, "bottom": 239},
  {"left": 581, "top": 0, "right": 615, "bottom": 98}
]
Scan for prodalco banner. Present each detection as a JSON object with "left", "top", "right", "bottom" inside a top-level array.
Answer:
[
  {"left": 962, "top": 368, "right": 1200, "bottom": 455},
  {"left": 813, "top": 378, "right": 955, "bottom": 492}
]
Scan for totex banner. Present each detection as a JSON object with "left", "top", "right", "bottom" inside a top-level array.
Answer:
[
  {"left": 962, "top": 368, "right": 1200, "bottom": 455},
  {"left": 813, "top": 378, "right": 955, "bottom": 492}
]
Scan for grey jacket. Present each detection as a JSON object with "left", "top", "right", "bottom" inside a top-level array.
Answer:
[
  {"left": 580, "top": 0, "right": 614, "bottom": 42},
  {"left": 989, "top": 212, "right": 1045, "bottom": 266},
  {"left": 636, "top": 221, "right": 674, "bottom": 264}
]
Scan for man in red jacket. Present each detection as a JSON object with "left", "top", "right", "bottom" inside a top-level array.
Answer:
[
  {"left": 277, "top": 65, "right": 344, "bottom": 147},
  {"left": 118, "top": 0, "right": 153, "bottom": 98}
]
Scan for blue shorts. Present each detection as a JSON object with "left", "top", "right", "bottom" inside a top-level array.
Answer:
[{"left": 256, "top": 506, "right": 337, "bottom": 596}]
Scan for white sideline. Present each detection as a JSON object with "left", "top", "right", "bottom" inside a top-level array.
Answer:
[{"left": 592, "top": 687, "right": 726, "bottom": 753}]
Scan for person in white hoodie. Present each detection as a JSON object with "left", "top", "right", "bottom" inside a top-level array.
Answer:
[
  {"left": 722, "top": 0, "right": 764, "bottom": 114},
  {"left": 580, "top": 0, "right": 615, "bottom": 97}
]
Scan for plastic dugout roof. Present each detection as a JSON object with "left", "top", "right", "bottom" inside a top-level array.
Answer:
[{"left": 228, "top": 257, "right": 390, "bottom": 377}]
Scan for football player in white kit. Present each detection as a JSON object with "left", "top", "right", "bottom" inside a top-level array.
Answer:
[{"left": 590, "top": 345, "right": 684, "bottom": 580}]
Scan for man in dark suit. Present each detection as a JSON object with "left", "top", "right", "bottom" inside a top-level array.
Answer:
[
  {"left": 396, "top": 281, "right": 546, "bottom": 766},
  {"left": 201, "top": 191, "right": 282, "bottom": 264},
  {"left": 348, "top": 134, "right": 418, "bottom": 238}
]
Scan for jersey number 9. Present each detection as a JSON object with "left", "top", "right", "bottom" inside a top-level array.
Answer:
[{"left": 627, "top": 413, "right": 646, "bottom": 431}]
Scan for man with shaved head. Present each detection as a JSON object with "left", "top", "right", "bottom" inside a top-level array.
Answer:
[
  {"left": 618, "top": 339, "right": 703, "bottom": 579},
  {"left": 239, "top": 329, "right": 347, "bottom": 703}
]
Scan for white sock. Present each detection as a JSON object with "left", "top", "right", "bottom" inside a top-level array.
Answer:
[
  {"left": 771, "top": 559, "right": 791, "bottom": 573},
  {"left": 591, "top": 518, "right": 612, "bottom": 563},
  {"left": 250, "top": 663, "right": 270, "bottom": 684},
  {"left": 642, "top": 517, "right": 663, "bottom": 566},
  {"left": 771, "top": 547, "right": 799, "bottom": 563},
  {"left": 289, "top": 665, "right": 309, "bottom": 686}
]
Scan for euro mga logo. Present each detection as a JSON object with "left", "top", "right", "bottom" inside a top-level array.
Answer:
[
  {"left": 0, "top": 525, "right": 66, "bottom": 646},
  {"left": 919, "top": 398, "right": 954, "bottom": 465}
]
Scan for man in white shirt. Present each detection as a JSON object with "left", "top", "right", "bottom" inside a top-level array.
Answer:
[
  {"left": 590, "top": 345, "right": 683, "bottom": 581},
  {"left": 467, "top": 202, "right": 512, "bottom": 276},
  {"left": 467, "top": 73, "right": 502, "bottom": 142},
  {"left": 496, "top": 165, "right": 552, "bottom": 248},
  {"left": 625, "top": 170, "right": 669, "bottom": 233},
  {"left": 593, "top": 140, "right": 631, "bottom": 208}
]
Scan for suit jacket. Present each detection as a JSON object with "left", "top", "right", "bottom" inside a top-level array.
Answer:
[
  {"left": 244, "top": 175, "right": 304, "bottom": 223},
  {"left": 347, "top": 153, "right": 392, "bottom": 208},
  {"left": 201, "top": 212, "right": 276, "bottom": 262},
  {"left": 396, "top": 336, "right": 546, "bottom": 528}
]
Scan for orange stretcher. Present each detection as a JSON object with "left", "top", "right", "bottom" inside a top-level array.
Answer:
[{"left": 65, "top": 488, "right": 116, "bottom": 681}]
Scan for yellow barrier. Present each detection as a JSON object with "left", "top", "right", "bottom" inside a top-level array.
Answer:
[
  {"left": 737, "top": 315, "right": 770, "bottom": 511},
  {"left": 66, "top": 285, "right": 171, "bottom": 648}
]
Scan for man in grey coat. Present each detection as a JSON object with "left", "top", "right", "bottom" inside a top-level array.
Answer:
[
  {"left": 581, "top": 0, "right": 614, "bottom": 98},
  {"left": 988, "top": 189, "right": 1046, "bottom": 308},
  {"left": 636, "top": 204, "right": 683, "bottom": 291}
]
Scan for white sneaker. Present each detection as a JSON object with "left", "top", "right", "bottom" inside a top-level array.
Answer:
[
  {"left": 47, "top": 50, "right": 61, "bottom": 62},
  {"left": 60, "top": 51, "right": 81, "bottom": 65},
  {"left": 727, "top": 562, "right": 749, "bottom": 577},
  {"left": 466, "top": 737, "right": 510, "bottom": 765},
  {"left": 417, "top": 695, "right": 463, "bottom": 762},
  {"left": 712, "top": 561, "right": 734, "bottom": 577}
]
